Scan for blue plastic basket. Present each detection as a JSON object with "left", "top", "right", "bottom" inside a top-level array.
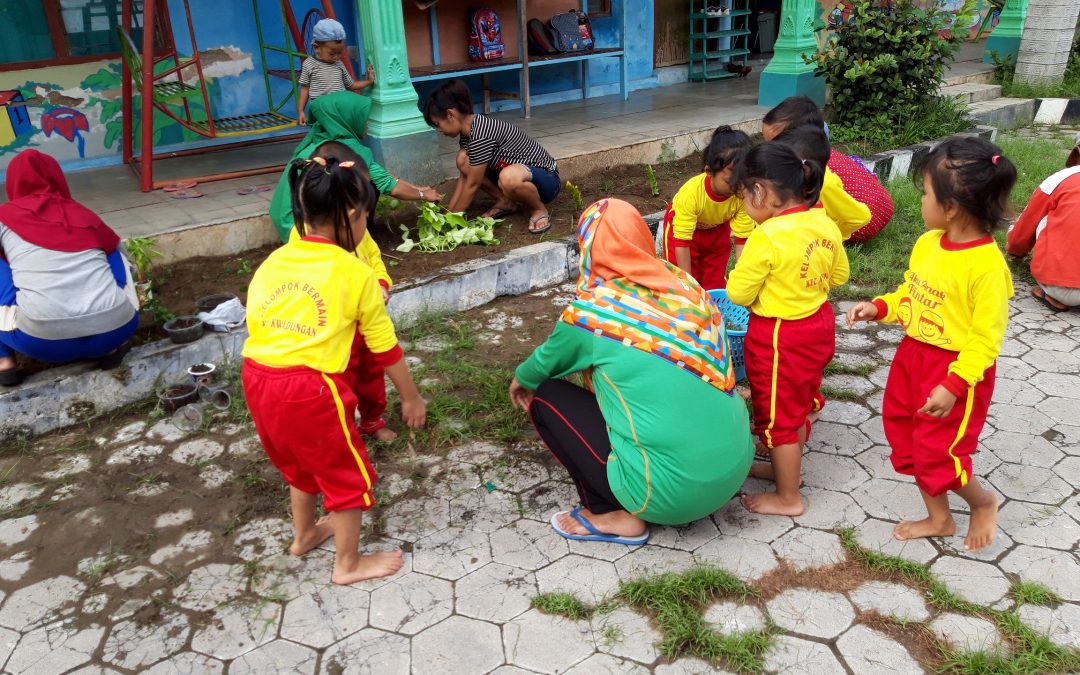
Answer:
[{"left": 708, "top": 289, "right": 749, "bottom": 382}]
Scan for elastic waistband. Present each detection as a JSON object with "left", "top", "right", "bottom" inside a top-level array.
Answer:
[
  {"left": 243, "top": 358, "right": 324, "bottom": 379},
  {"left": 899, "top": 334, "right": 960, "bottom": 357},
  {"left": 750, "top": 301, "right": 832, "bottom": 325}
]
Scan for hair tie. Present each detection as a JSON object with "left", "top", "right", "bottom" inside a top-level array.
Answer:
[
  {"left": 309, "top": 156, "right": 327, "bottom": 166},
  {"left": 991, "top": 155, "right": 1001, "bottom": 165},
  {"left": 801, "top": 159, "right": 808, "bottom": 166}
]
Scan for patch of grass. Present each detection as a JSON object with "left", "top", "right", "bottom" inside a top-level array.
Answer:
[
  {"left": 1009, "top": 579, "right": 1062, "bottom": 608},
  {"left": 823, "top": 361, "right": 876, "bottom": 377},
  {"left": 531, "top": 592, "right": 595, "bottom": 621},
  {"left": 818, "top": 386, "right": 862, "bottom": 402}
]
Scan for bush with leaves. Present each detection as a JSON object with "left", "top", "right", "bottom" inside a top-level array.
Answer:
[
  {"left": 396, "top": 202, "right": 501, "bottom": 253},
  {"left": 808, "top": 0, "right": 974, "bottom": 130}
]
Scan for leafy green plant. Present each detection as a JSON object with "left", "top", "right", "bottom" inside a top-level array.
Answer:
[
  {"left": 375, "top": 195, "right": 403, "bottom": 228},
  {"left": 646, "top": 165, "right": 660, "bottom": 197},
  {"left": 396, "top": 202, "right": 500, "bottom": 254},
  {"left": 123, "top": 237, "right": 161, "bottom": 284},
  {"left": 565, "top": 181, "right": 584, "bottom": 215},
  {"left": 830, "top": 92, "right": 972, "bottom": 156},
  {"left": 142, "top": 298, "right": 176, "bottom": 325},
  {"left": 235, "top": 258, "right": 253, "bottom": 276}
]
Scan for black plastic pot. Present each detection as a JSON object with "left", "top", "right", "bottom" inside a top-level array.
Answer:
[
  {"left": 163, "top": 316, "right": 204, "bottom": 344},
  {"left": 157, "top": 383, "right": 199, "bottom": 412},
  {"left": 196, "top": 292, "right": 238, "bottom": 313}
]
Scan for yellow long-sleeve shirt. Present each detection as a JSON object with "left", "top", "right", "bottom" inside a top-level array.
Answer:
[
  {"left": 727, "top": 206, "right": 849, "bottom": 319},
  {"left": 821, "top": 168, "right": 872, "bottom": 240},
  {"left": 872, "top": 230, "right": 1012, "bottom": 391},
  {"left": 669, "top": 173, "right": 757, "bottom": 243},
  {"left": 288, "top": 226, "right": 392, "bottom": 290},
  {"left": 242, "top": 237, "right": 401, "bottom": 373}
]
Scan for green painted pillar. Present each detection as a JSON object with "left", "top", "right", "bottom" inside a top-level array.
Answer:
[
  {"left": 983, "top": 0, "right": 1029, "bottom": 64},
  {"left": 355, "top": 1, "right": 443, "bottom": 184},
  {"left": 758, "top": 0, "right": 825, "bottom": 108}
]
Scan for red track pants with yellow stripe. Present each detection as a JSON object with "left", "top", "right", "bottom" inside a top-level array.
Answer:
[{"left": 883, "top": 336, "right": 995, "bottom": 497}]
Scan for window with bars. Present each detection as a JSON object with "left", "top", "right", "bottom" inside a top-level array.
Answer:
[{"left": 0, "top": 0, "right": 134, "bottom": 69}]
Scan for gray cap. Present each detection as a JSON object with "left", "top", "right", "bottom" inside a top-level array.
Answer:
[{"left": 312, "top": 18, "right": 346, "bottom": 43}]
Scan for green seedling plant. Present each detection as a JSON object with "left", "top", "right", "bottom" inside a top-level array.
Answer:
[
  {"left": 123, "top": 237, "right": 161, "bottom": 284},
  {"left": 565, "top": 180, "right": 584, "bottom": 215},
  {"left": 646, "top": 165, "right": 660, "bottom": 197},
  {"left": 375, "top": 194, "right": 403, "bottom": 228},
  {"left": 397, "top": 202, "right": 501, "bottom": 254}
]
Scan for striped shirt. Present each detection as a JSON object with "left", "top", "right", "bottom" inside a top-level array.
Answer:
[
  {"left": 459, "top": 114, "right": 557, "bottom": 173},
  {"left": 299, "top": 58, "right": 353, "bottom": 100}
]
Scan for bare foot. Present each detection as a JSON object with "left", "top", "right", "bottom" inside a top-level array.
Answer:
[
  {"left": 741, "top": 492, "right": 804, "bottom": 516},
  {"left": 964, "top": 494, "right": 999, "bottom": 551},
  {"left": 555, "top": 508, "right": 646, "bottom": 537},
  {"left": 371, "top": 427, "right": 397, "bottom": 442},
  {"left": 893, "top": 516, "right": 956, "bottom": 541},
  {"left": 0, "top": 356, "right": 15, "bottom": 372},
  {"left": 332, "top": 550, "right": 405, "bottom": 585},
  {"left": 748, "top": 461, "right": 776, "bottom": 481},
  {"left": 290, "top": 515, "right": 333, "bottom": 555},
  {"left": 481, "top": 200, "right": 518, "bottom": 218},
  {"left": 807, "top": 409, "right": 821, "bottom": 425}
]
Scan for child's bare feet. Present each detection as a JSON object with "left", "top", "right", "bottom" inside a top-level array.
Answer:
[
  {"left": 893, "top": 516, "right": 956, "bottom": 541},
  {"left": 290, "top": 515, "right": 334, "bottom": 555},
  {"left": 741, "top": 492, "right": 804, "bottom": 516},
  {"left": 964, "top": 492, "right": 999, "bottom": 551},
  {"left": 371, "top": 427, "right": 398, "bottom": 442},
  {"left": 332, "top": 550, "right": 405, "bottom": 585},
  {"left": 555, "top": 508, "right": 646, "bottom": 537},
  {"left": 748, "top": 461, "right": 776, "bottom": 481}
]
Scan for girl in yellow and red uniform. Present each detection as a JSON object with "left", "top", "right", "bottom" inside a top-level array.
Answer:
[
  {"left": 727, "top": 142, "right": 849, "bottom": 517},
  {"left": 848, "top": 136, "right": 1017, "bottom": 552},
  {"left": 242, "top": 155, "right": 426, "bottom": 585},
  {"left": 662, "top": 125, "right": 755, "bottom": 290}
]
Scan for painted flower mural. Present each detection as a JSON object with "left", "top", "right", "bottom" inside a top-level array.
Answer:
[{"left": 41, "top": 107, "right": 91, "bottom": 158}]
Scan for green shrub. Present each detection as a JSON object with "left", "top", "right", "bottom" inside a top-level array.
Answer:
[{"left": 830, "top": 93, "right": 972, "bottom": 156}]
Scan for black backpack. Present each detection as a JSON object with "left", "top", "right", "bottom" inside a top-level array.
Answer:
[
  {"left": 527, "top": 18, "right": 559, "bottom": 55},
  {"left": 548, "top": 10, "right": 593, "bottom": 52}
]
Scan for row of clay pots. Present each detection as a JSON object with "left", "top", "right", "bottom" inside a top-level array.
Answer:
[{"left": 161, "top": 293, "right": 238, "bottom": 345}]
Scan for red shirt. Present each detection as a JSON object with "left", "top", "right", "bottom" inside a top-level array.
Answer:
[{"left": 1007, "top": 167, "right": 1080, "bottom": 289}]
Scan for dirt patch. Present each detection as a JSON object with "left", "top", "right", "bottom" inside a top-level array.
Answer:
[
  {"left": 754, "top": 559, "right": 878, "bottom": 601},
  {"left": 858, "top": 610, "right": 948, "bottom": 669}
]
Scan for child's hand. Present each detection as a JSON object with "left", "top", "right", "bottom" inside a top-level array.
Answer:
[
  {"left": 509, "top": 377, "right": 534, "bottom": 412},
  {"left": 401, "top": 395, "right": 426, "bottom": 428},
  {"left": 366, "top": 64, "right": 376, "bottom": 82},
  {"left": 846, "top": 301, "right": 878, "bottom": 328},
  {"left": 381, "top": 286, "right": 390, "bottom": 304},
  {"left": 297, "top": 111, "right": 307, "bottom": 126},
  {"left": 919, "top": 385, "right": 957, "bottom": 418}
]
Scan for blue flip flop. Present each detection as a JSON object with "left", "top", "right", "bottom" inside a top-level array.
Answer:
[{"left": 549, "top": 508, "right": 649, "bottom": 546}]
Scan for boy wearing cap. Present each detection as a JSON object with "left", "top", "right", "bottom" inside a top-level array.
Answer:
[
  {"left": 1006, "top": 131, "right": 1080, "bottom": 311},
  {"left": 297, "top": 19, "right": 375, "bottom": 126}
]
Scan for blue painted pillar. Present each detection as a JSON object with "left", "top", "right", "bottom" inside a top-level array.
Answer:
[
  {"left": 757, "top": 0, "right": 825, "bottom": 108},
  {"left": 983, "top": 0, "right": 1029, "bottom": 64}
]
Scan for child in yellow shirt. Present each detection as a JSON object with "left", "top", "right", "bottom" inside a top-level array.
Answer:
[
  {"left": 662, "top": 125, "right": 755, "bottom": 290},
  {"left": 727, "top": 142, "right": 849, "bottom": 517},
  {"left": 242, "top": 154, "right": 426, "bottom": 585},
  {"left": 847, "top": 137, "right": 1016, "bottom": 552}
]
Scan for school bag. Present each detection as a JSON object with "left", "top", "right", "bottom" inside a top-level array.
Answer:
[
  {"left": 467, "top": 8, "right": 506, "bottom": 62},
  {"left": 548, "top": 10, "right": 593, "bottom": 52},
  {"left": 527, "top": 18, "right": 560, "bottom": 55}
]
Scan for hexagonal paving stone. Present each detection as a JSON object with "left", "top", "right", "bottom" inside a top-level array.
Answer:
[
  {"left": 109, "top": 420, "right": 146, "bottom": 444},
  {"left": 502, "top": 609, "right": 594, "bottom": 673},
  {"left": 712, "top": 500, "right": 794, "bottom": 543},
  {"left": 155, "top": 509, "right": 195, "bottom": 529},
  {"left": 147, "top": 418, "right": 190, "bottom": 442},
  {"left": 319, "top": 628, "right": 410, "bottom": 674},
  {"left": 990, "top": 377, "right": 1047, "bottom": 407},
  {"left": 445, "top": 440, "right": 505, "bottom": 465},
  {"left": 694, "top": 536, "right": 779, "bottom": 581},
  {"left": 938, "top": 512, "right": 1014, "bottom": 563},
  {"left": 481, "top": 460, "right": 551, "bottom": 494},
  {"left": 1031, "top": 371, "right": 1080, "bottom": 399},
  {"left": 771, "top": 528, "right": 846, "bottom": 571},
  {"left": 930, "top": 557, "right": 1011, "bottom": 606},
  {"left": 5, "top": 620, "right": 105, "bottom": 675},
  {"left": 860, "top": 416, "right": 889, "bottom": 447},
  {"left": 822, "top": 373, "right": 877, "bottom": 396},
  {"left": 800, "top": 453, "right": 871, "bottom": 493},
  {"left": 0, "top": 514, "right": 38, "bottom": 546},
  {"left": 763, "top": 635, "right": 846, "bottom": 675},
  {"left": 848, "top": 581, "right": 930, "bottom": 622},
  {"left": 593, "top": 607, "right": 662, "bottom": 665},
  {"left": 455, "top": 563, "right": 536, "bottom": 623},
  {"left": 174, "top": 563, "right": 248, "bottom": 611},
  {"left": 412, "top": 615, "right": 504, "bottom": 675},
  {"left": 837, "top": 625, "right": 922, "bottom": 674},
  {"left": 1041, "top": 397, "right": 1080, "bottom": 427},
  {"left": 229, "top": 640, "right": 316, "bottom": 674},
  {"left": 654, "top": 657, "right": 735, "bottom": 674},
  {"left": 996, "top": 356, "right": 1037, "bottom": 382},
  {"left": 851, "top": 478, "right": 927, "bottom": 522},
  {"left": 567, "top": 535, "right": 634, "bottom": 562},
  {"left": 702, "top": 602, "right": 766, "bottom": 634},
  {"left": 251, "top": 549, "right": 334, "bottom": 601},
  {"left": 615, "top": 546, "right": 695, "bottom": 581},
  {"left": 281, "top": 584, "right": 369, "bottom": 649},
  {"left": 806, "top": 422, "right": 872, "bottom": 456},
  {"left": 369, "top": 572, "right": 454, "bottom": 636},
  {"left": 489, "top": 667, "right": 545, "bottom": 675},
  {"left": 0, "top": 575, "right": 85, "bottom": 630},
  {"left": 104, "top": 610, "right": 189, "bottom": 670},
  {"left": 996, "top": 500, "right": 1079, "bottom": 551},
  {"left": 1017, "top": 602, "right": 1080, "bottom": 650},
  {"left": 381, "top": 496, "right": 451, "bottom": 542},
  {"left": 930, "top": 613, "right": 1005, "bottom": 653},
  {"left": 986, "top": 405, "right": 1054, "bottom": 436},
  {"left": 766, "top": 588, "right": 855, "bottom": 639},
  {"left": 231, "top": 517, "right": 292, "bottom": 559},
  {"left": 0, "top": 483, "right": 45, "bottom": 511},
  {"left": 982, "top": 431, "right": 1064, "bottom": 468},
  {"left": 1000, "top": 545, "right": 1080, "bottom": 602},
  {"left": 170, "top": 439, "right": 225, "bottom": 464},
  {"left": 191, "top": 599, "right": 280, "bottom": 660},
  {"left": 41, "top": 454, "right": 91, "bottom": 480},
  {"left": 490, "top": 518, "right": 569, "bottom": 571},
  {"left": 648, "top": 519, "right": 720, "bottom": 552},
  {"left": 988, "top": 463, "right": 1071, "bottom": 505},
  {"left": 793, "top": 488, "right": 867, "bottom": 530},
  {"left": 448, "top": 488, "right": 522, "bottom": 533},
  {"left": 142, "top": 652, "right": 225, "bottom": 675},
  {"left": 0, "top": 626, "right": 17, "bottom": 666},
  {"left": 0, "top": 550, "right": 32, "bottom": 583},
  {"left": 149, "top": 530, "right": 213, "bottom": 565},
  {"left": 818, "top": 401, "right": 873, "bottom": 426},
  {"left": 853, "top": 519, "right": 938, "bottom": 565},
  {"left": 564, "top": 654, "right": 650, "bottom": 674},
  {"left": 412, "top": 526, "right": 492, "bottom": 581},
  {"left": 535, "top": 554, "right": 621, "bottom": 605},
  {"left": 522, "top": 480, "right": 579, "bottom": 518},
  {"left": 105, "top": 443, "right": 164, "bottom": 465}
]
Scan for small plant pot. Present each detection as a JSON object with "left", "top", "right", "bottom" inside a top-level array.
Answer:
[
  {"left": 158, "top": 383, "right": 199, "bottom": 412},
  {"left": 187, "top": 362, "right": 215, "bottom": 386},
  {"left": 196, "top": 292, "right": 238, "bottom": 313},
  {"left": 163, "top": 316, "right": 204, "bottom": 344},
  {"left": 135, "top": 281, "right": 154, "bottom": 308}
]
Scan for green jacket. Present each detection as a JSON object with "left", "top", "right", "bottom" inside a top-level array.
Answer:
[{"left": 268, "top": 92, "right": 398, "bottom": 242}]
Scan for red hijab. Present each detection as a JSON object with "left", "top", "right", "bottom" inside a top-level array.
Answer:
[{"left": 0, "top": 149, "right": 119, "bottom": 253}]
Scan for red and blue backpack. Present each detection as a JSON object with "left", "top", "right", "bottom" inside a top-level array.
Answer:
[{"left": 468, "top": 8, "right": 506, "bottom": 62}]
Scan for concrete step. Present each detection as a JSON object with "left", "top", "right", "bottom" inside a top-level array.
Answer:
[
  {"left": 944, "top": 59, "right": 997, "bottom": 86},
  {"left": 942, "top": 82, "right": 1003, "bottom": 104},
  {"left": 967, "top": 97, "right": 1037, "bottom": 130}
]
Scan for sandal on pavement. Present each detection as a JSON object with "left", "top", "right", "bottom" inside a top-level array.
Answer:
[
  {"left": 482, "top": 205, "right": 518, "bottom": 219},
  {"left": 550, "top": 507, "right": 649, "bottom": 546},
  {"left": 528, "top": 213, "right": 552, "bottom": 235},
  {"left": 0, "top": 368, "right": 25, "bottom": 387},
  {"left": 1032, "top": 287, "right": 1069, "bottom": 313}
]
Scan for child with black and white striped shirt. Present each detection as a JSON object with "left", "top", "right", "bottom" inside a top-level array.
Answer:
[{"left": 297, "top": 19, "right": 374, "bottom": 126}]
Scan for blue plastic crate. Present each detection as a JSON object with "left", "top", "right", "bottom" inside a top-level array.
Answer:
[{"left": 708, "top": 289, "right": 749, "bottom": 382}]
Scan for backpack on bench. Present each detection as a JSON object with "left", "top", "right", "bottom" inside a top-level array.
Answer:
[
  {"left": 468, "top": 8, "right": 506, "bottom": 62},
  {"left": 547, "top": 10, "right": 594, "bottom": 52}
]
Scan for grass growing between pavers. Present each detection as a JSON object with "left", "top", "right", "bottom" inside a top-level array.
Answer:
[
  {"left": 823, "top": 361, "right": 877, "bottom": 378},
  {"left": 1008, "top": 579, "right": 1063, "bottom": 608}
]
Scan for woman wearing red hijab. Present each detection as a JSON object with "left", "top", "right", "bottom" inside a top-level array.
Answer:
[{"left": 0, "top": 149, "right": 139, "bottom": 385}]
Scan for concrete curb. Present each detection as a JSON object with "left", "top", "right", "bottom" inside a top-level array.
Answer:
[
  {"left": 1032, "top": 98, "right": 1080, "bottom": 126},
  {"left": 859, "top": 125, "right": 998, "bottom": 183}
]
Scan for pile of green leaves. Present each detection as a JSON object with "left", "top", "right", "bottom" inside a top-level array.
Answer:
[
  {"left": 808, "top": 0, "right": 974, "bottom": 130},
  {"left": 396, "top": 202, "right": 501, "bottom": 254}
]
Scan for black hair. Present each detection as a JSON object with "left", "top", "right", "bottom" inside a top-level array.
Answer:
[
  {"left": 311, "top": 140, "right": 365, "bottom": 165},
  {"left": 730, "top": 142, "right": 825, "bottom": 208},
  {"left": 762, "top": 96, "right": 825, "bottom": 134},
  {"left": 287, "top": 153, "right": 376, "bottom": 252},
  {"left": 915, "top": 136, "right": 1017, "bottom": 232},
  {"left": 423, "top": 79, "right": 473, "bottom": 128},
  {"left": 702, "top": 125, "right": 753, "bottom": 174},
  {"left": 773, "top": 124, "right": 831, "bottom": 168}
]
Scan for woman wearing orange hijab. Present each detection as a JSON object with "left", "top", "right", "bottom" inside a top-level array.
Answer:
[{"left": 510, "top": 199, "right": 753, "bottom": 544}]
